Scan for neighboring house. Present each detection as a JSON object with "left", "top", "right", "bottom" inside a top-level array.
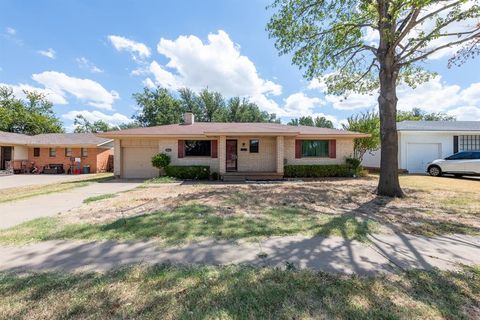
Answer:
[
  {"left": 362, "top": 121, "right": 480, "bottom": 173},
  {"left": 0, "top": 131, "right": 113, "bottom": 173},
  {"left": 97, "top": 112, "right": 368, "bottom": 179}
]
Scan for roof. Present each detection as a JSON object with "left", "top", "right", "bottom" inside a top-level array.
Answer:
[
  {"left": 97, "top": 122, "right": 369, "bottom": 138},
  {"left": 0, "top": 131, "right": 112, "bottom": 147},
  {"left": 397, "top": 121, "right": 480, "bottom": 131}
]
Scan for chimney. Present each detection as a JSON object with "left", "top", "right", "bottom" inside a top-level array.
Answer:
[{"left": 183, "top": 112, "right": 194, "bottom": 125}]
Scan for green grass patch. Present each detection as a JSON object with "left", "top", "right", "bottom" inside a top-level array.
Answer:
[
  {"left": 83, "top": 193, "right": 117, "bottom": 204},
  {"left": 143, "top": 176, "right": 178, "bottom": 185},
  {"left": 0, "top": 264, "right": 478, "bottom": 319},
  {"left": 0, "top": 173, "right": 114, "bottom": 203},
  {"left": 0, "top": 203, "right": 378, "bottom": 245}
]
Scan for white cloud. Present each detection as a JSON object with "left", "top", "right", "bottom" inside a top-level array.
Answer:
[
  {"left": 37, "top": 48, "right": 56, "bottom": 59},
  {"left": 282, "top": 92, "right": 324, "bottom": 116},
  {"left": 325, "top": 92, "right": 378, "bottom": 110},
  {"left": 447, "top": 106, "right": 480, "bottom": 121},
  {"left": 5, "top": 27, "right": 16, "bottom": 35},
  {"left": 63, "top": 110, "right": 132, "bottom": 126},
  {"left": 0, "top": 82, "right": 67, "bottom": 105},
  {"left": 108, "top": 35, "right": 151, "bottom": 61},
  {"left": 31, "top": 71, "right": 119, "bottom": 109},
  {"left": 76, "top": 57, "right": 103, "bottom": 73},
  {"left": 144, "top": 30, "right": 282, "bottom": 111}
]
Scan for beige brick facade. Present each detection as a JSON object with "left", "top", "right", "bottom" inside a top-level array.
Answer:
[{"left": 114, "top": 135, "right": 355, "bottom": 178}]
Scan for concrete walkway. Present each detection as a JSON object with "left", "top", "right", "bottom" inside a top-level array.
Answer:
[
  {"left": 0, "top": 174, "right": 99, "bottom": 189},
  {"left": 0, "top": 180, "right": 141, "bottom": 229},
  {"left": 1, "top": 233, "right": 479, "bottom": 275}
]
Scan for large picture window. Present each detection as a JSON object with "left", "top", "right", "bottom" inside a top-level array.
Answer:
[
  {"left": 301, "top": 140, "right": 329, "bottom": 157},
  {"left": 185, "top": 140, "right": 211, "bottom": 157}
]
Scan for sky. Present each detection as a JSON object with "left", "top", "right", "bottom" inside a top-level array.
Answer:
[{"left": 1, "top": 0, "right": 479, "bottom": 132}]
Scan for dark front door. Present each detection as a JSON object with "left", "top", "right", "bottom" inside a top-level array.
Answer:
[
  {"left": 226, "top": 140, "right": 237, "bottom": 172},
  {"left": 1, "top": 146, "right": 12, "bottom": 170}
]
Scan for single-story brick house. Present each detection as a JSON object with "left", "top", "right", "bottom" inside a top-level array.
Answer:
[
  {"left": 97, "top": 113, "right": 368, "bottom": 179},
  {"left": 0, "top": 131, "right": 113, "bottom": 173}
]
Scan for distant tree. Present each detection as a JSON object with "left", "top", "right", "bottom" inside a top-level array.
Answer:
[
  {"left": 118, "top": 122, "right": 142, "bottom": 130},
  {"left": 288, "top": 116, "right": 334, "bottom": 128},
  {"left": 198, "top": 89, "right": 225, "bottom": 122},
  {"left": 267, "top": 0, "right": 480, "bottom": 197},
  {"left": 73, "top": 115, "right": 117, "bottom": 133},
  {"left": 342, "top": 111, "right": 380, "bottom": 161},
  {"left": 397, "top": 108, "right": 456, "bottom": 122},
  {"left": 0, "top": 86, "right": 64, "bottom": 134},
  {"left": 133, "top": 87, "right": 183, "bottom": 126}
]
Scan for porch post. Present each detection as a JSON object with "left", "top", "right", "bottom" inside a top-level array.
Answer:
[
  {"left": 219, "top": 136, "right": 226, "bottom": 174},
  {"left": 113, "top": 139, "right": 121, "bottom": 178},
  {"left": 276, "top": 136, "right": 284, "bottom": 174}
]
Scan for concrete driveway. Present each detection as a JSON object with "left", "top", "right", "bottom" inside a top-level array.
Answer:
[
  {"left": 0, "top": 180, "right": 142, "bottom": 229},
  {"left": 0, "top": 174, "right": 99, "bottom": 190}
]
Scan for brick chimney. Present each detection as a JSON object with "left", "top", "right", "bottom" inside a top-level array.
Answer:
[{"left": 183, "top": 112, "right": 194, "bottom": 125}]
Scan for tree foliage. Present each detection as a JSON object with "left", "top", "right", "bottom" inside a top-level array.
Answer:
[
  {"left": 288, "top": 116, "right": 334, "bottom": 128},
  {"left": 0, "top": 86, "right": 64, "bottom": 135},
  {"left": 133, "top": 86, "right": 279, "bottom": 126},
  {"left": 342, "top": 111, "right": 380, "bottom": 160},
  {"left": 397, "top": 107, "right": 456, "bottom": 122},
  {"left": 267, "top": 0, "right": 479, "bottom": 197}
]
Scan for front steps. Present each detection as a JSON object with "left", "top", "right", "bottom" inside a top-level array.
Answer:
[{"left": 222, "top": 172, "right": 284, "bottom": 182}]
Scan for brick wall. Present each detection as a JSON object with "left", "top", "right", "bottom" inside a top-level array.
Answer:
[
  {"left": 284, "top": 137, "right": 354, "bottom": 165},
  {"left": 28, "top": 147, "right": 111, "bottom": 173}
]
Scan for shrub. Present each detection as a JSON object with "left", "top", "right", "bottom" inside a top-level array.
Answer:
[
  {"left": 284, "top": 164, "right": 351, "bottom": 178},
  {"left": 165, "top": 165, "right": 210, "bottom": 180},
  {"left": 151, "top": 153, "right": 171, "bottom": 169},
  {"left": 211, "top": 172, "right": 219, "bottom": 180},
  {"left": 346, "top": 157, "right": 362, "bottom": 177}
]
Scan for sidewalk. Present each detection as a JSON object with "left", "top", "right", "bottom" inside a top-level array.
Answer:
[
  {"left": 1, "top": 233, "right": 479, "bottom": 275},
  {"left": 0, "top": 180, "right": 141, "bottom": 229}
]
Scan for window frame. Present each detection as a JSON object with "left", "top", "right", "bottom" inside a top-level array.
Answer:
[
  {"left": 184, "top": 140, "right": 211, "bottom": 157},
  {"left": 65, "top": 147, "right": 72, "bottom": 157},
  {"left": 33, "top": 148, "right": 40, "bottom": 157},
  {"left": 301, "top": 140, "right": 330, "bottom": 158},
  {"left": 249, "top": 139, "right": 259, "bottom": 153},
  {"left": 49, "top": 148, "right": 56, "bottom": 157},
  {"left": 81, "top": 148, "right": 88, "bottom": 157},
  {"left": 459, "top": 135, "right": 480, "bottom": 151}
]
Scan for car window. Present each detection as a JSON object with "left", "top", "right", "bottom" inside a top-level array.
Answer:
[
  {"left": 472, "top": 152, "right": 480, "bottom": 160},
  {"left": 447, "top": 152, "right": 466, "bottom": 160}
]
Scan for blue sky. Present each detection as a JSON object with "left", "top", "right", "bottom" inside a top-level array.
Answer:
[{"left": 1, "top": 0, "right": 479, "bottom": 131}]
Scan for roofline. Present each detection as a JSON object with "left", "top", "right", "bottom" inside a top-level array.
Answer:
[
  {"left": 398, "top": 129, "right": 480, "bottom": 133},
  {"left": 97, "top": 133, "right": 370, "bottom": 139}
]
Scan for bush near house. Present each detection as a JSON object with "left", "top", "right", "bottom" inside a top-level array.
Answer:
[
  {"left": 165, "top": 165, "right": 210, "bottom": 180},
  {"left": 284, "top": 164, "right": 352, "bottom": 178}
]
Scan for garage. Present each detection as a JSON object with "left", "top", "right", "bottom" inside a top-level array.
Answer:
[
  {"left": 406, "top": 143, "right": 441, "bottom": 173},
  {"left": 121, "top": 147, "right": 159, "bottom": 178}
]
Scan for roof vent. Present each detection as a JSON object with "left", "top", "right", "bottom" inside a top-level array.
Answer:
[{"left": 183, "top": 112, "right": 194, "bottom": 125}]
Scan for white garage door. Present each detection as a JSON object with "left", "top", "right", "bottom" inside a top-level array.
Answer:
[
  {"left": 122, "top": 147, "right": 159, "bottom": 178},
  {"left": 407, "top": 143, "right": 441, "bottom": 173}
]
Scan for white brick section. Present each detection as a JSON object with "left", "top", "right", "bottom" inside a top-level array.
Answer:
[
  {"left": 113, "top": 139, "right": 121, "bottom": 177},
  {"left": 276, "top": 136, "right": 284, "bottom": 173},
  {"left": 219, "top": 136, "right": 226, "bottom": 174}
]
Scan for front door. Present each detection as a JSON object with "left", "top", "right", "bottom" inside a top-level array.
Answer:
[
  {"left": 0, "top": 146, "right": 12, "bottom": 170},
  {"left": 226, "top": 140, "right": 237, "bottom": 172}
]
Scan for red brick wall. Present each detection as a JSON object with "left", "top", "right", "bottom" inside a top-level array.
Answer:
[{"left": 28, "top": 147, "right": 112, "bottom": 173}]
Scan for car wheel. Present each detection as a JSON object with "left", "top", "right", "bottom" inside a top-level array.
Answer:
[{"left": 428, "top": 166, "right": 442, "bottom": 177}]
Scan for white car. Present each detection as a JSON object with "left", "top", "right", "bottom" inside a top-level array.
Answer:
[{"left": 427, "top": 151, "right": 480, "bottom": 177}]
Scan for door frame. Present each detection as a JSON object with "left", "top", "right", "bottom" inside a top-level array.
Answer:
[
  {"left": 0, "top": 146, "right": 13, "bottom": 170},
  {"left": 225, "top": 139, "right": 238, "bottom": 172}
]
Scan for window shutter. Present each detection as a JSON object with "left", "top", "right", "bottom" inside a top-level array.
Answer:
[
  {"left": 328, "top": 140, "right": 336, "bottom": 158},
  {"left": 211, "top": 140, "right": 218, "bottom": 158},
  {"left": 295, "top": 140, "right": 302, "bottom": 159},
  {"left": 178, "top": 140, "right": 184, "bottom": 158},
  {"left": 453, "top": 136, "right": 458, "bottom": 153}
]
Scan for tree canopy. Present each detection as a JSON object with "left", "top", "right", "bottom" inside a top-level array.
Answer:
[
  {"left": 267, "top": 0, "right": 479, "bottom": 197},
  {"left": 0, "top": 86, "right": 64, "bottom": 135},
  {"left": 288, "top": 116, "right": 334, "bottom": 128},
  {"left": 133, "top": 86, "right": 279, "bottom": 126}
]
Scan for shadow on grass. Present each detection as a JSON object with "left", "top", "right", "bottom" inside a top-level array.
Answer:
[{"left": 0, "top": 264, "right": 478, "bottom": 319}]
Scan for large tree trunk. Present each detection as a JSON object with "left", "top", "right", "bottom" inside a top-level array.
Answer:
[{"left": 377, "top": 55, "right": 404, "bottom": 197}]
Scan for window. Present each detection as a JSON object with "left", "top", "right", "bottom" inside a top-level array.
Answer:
[
  {"left": 49, "top": 148, "right": 56, "bottom": 157},
  {"left": 33, "top": 148, "right": 40, "bottom": 157},
  {"left": 447, "top": 152, "right": 471, "bottom": 160},
  {"left": 249, "top": 139, "right": 259, "bottom": 153},
  {"left": 301, "top": 140, "right": 329, "bottom": 157},
  {"left": 459, "top": 135, "right": 480, "bottom": 151},
  {"left": 81, "top": 148, "right": 88, "bottom": 157},
  {"left": 184, "top": 140, "right": 211, "bottom": 157},
  {"left": 65, "top": 148, "right": 72, "bottom": 157}
]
